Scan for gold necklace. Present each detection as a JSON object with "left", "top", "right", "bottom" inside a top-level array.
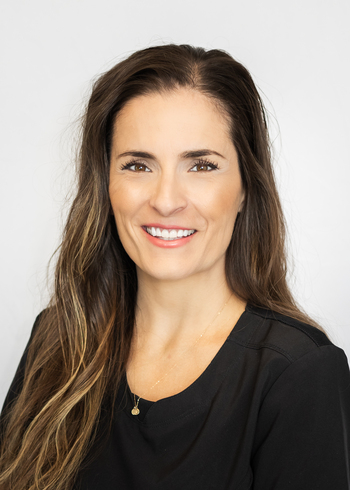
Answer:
[{"left": 131, "top": 293, "right": 232, "bottom": 415}]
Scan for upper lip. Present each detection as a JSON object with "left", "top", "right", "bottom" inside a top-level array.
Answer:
[{"left": 143, "top": 223, "right": 196, "bottom": 230}]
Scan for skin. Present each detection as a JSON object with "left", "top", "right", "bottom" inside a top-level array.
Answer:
[{"left": 109, "top": 87, "right": 247, "bottom": 401}]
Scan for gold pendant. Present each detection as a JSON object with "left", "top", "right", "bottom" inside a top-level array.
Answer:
[{"left": 131, "top": 406, "right": 140, "bottom": 415}]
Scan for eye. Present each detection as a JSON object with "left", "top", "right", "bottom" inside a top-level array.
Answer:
[
  {"left": 120, "top": 161, "right": 151, "bottom": 172},
  {"left": 120, "top": 158, "right": 219, "bottom": 172},
  {"left": 190, "top": 159, "right": 220, "bottom": 172}
]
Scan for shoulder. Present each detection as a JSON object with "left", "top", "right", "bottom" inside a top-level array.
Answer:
[
  {"left": 229, "top": 304, "right": 349, "bottom": 387},
  {"left": 242, "top": 305, "right": 335, "bottom": 361},
  {"left": 226, "top": 305, "right": 350, "bottom": 420},
  {"left": 1, "top": 309, "right": 47, "bottom": 415}
]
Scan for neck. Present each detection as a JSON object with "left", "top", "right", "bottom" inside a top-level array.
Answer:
[{"left": 134, "top": 266, "right": 246, "bottom": 344}]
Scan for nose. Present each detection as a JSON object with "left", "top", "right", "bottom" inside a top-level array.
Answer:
[{"left": 149, "top": 169, "right": 187, "bottom": 216}]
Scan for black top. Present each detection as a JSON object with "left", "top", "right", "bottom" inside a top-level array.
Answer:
[{"left": 2, "top": 304, "right": 350, "bottom": 489}]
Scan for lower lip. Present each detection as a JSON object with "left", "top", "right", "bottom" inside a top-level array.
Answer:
[{"left": 141, "top": 227, "right": 197, "bottom": 248}]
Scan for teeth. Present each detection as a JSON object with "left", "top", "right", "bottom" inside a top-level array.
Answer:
[{"left": 145, "top": 227, "right": 196, "bottom": 240}]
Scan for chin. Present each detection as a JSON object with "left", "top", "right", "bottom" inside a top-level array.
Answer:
[{"left": 136, "top": 263, "right": 198, "bottom": 282}]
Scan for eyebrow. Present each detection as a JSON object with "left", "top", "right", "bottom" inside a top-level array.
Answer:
[{"left": 116, "top": 149, "right": 225, "bottom": 160}]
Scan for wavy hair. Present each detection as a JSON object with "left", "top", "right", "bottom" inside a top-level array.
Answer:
[{"left": 0, "top": 44, "right": 318, "bottom": 489}]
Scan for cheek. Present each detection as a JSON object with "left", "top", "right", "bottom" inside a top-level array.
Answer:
[
  {"left": 197, "top": 180, "right": 243, "bottom": 223},
  {"left": 109, "top": 185, "right": 130, "bottom": 234},
  {"left": 109, "top": 181, "right": 139, "bottom": 219}
]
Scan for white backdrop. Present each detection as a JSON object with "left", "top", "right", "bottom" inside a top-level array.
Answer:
[{"left": 1, "top": 0, "right": 349, "bottom": 406}]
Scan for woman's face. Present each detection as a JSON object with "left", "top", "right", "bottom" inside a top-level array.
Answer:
[{"left": 109, "top": 88, "right": 244, "bottom": 282}]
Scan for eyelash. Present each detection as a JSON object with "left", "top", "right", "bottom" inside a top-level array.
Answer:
[{"left": 120, "top": 158, "right": 220, "bottom": 172}]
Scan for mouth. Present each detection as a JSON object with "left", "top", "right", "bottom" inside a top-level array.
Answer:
[{"left": 142, "top": 226, "right": 197, "bottom": 241}]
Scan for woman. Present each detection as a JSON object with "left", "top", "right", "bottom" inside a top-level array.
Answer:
[{"left": 0, "top": 44, "right": 349, "bottom": 490}]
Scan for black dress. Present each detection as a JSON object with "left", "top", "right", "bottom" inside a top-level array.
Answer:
[{"left": 2, "top": 305, "right": 350, "bottom": 489}]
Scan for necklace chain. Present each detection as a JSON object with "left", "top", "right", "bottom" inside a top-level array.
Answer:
[{"left": 131, "top": 293, "right": 232, "bottom": 415}]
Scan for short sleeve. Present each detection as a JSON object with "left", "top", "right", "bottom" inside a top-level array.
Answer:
[{"left": 252, "top": 344, "right": 350, "bottom": 489}]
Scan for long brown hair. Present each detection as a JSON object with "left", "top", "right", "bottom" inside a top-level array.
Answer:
[{"left": 0, "top": 44, "right": 319, "bottom": 489}]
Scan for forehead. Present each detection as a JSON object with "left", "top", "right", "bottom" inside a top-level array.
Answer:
[{"left": 112, "top": 88, "right": 233, "bottom": 154}]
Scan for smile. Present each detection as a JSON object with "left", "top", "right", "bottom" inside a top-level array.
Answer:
[{"left": 143, "top": 226, "right": 197, "bottom": 240}]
